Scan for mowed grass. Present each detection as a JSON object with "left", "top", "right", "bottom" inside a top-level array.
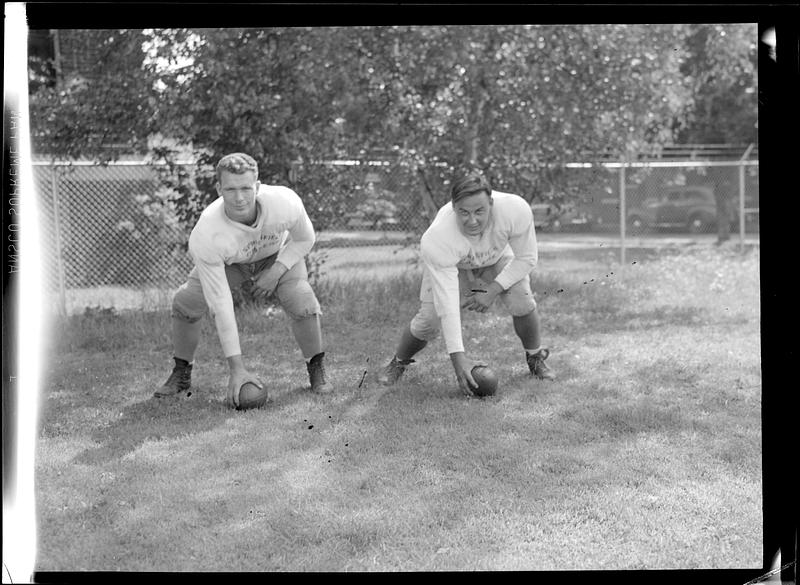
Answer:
[{"left": 34, "top": 243, "right": 762, "bottom": 572}]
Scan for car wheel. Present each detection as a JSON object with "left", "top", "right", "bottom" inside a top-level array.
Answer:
[{"left": 687, "top": 215, "right": 708, "bottom": 234}]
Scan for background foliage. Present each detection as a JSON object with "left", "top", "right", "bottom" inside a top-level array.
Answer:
[{"left": 30, "top": 24, "right": 758, "bottom": 230}]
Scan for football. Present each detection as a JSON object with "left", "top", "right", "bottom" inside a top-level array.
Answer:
[
  {"left": 471, "top": 365, "right": 499, "bottom": 397},
  {"left": 236, "top": 381, "right": 269, "bottom": 411}
]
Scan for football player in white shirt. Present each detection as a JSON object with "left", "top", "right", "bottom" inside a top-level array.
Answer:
[
  {"left": 155, "top": 153, "right": 330, "bottom": 407},
  {"left": 378, "top": 169, "right": 555, "bottom": 395}
]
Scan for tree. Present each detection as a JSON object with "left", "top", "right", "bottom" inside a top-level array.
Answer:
[
  {"left": 674, "top": 24, "right": 758, "bottom": 243},
  {"left": 29, "top": 29, "right": 155, "bottom": 161},
  {"left": 33, "top": 25, "right": 753, "bottom": 233},
  {"left": 677, "top": 23, "right": 758, "bottom": 145},
  {"left": 144, "top": 27, "right": 380, "bottom": 229},
  {"left": 343, "top": 25, "right": 696, "bottom": 210}
]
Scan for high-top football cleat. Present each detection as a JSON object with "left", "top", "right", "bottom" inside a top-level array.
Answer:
[
  {"left": 378, "top": 356, "right": 415, "bottom": 386},
  {"left": 307, "top": 352, "right": 331, "bottom": 394},
  {"left": 526, "top": 348, "right": 555, "bottom": 380},
  {"left": 154, "top": 358, "right": 193, "bottom": 397}
]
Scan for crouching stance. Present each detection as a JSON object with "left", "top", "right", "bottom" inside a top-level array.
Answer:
[
  {"left": 156, "top": 153, "right": 329, "bottom": 406},
  {"left": 379, "top": 169, "right": 555, "bottom": 395}
]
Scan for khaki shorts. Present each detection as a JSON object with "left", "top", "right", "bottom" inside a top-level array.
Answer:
[
  {"left": 172, "top": 253, "right": 321, "bottom": 323},
  {"left": 410, "top": 255, "right": 537, "bottom": 341}
]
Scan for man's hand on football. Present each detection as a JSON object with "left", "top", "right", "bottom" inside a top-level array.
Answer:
[
  {"left": 450, "top": 352, "right": 485, "bottom": 397},
  {"left": 226, "top": 355, "right": 262, "bottom": 408},
  {"left": 252, "top": 262, "right": 288, "bottom": 299},
  {"left": 461, "top": 281, "right": 503, "bottom": 313}
]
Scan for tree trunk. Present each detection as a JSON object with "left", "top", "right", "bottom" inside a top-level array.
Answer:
[
  {"left": 462, "top": 33, "right": 495, "bottom": 167},
  {"left": 464, "top": 80, "right": 489, "bottom": 167},
  {"left": 416, "top": 168, "right": 442, "bottom": 220}
]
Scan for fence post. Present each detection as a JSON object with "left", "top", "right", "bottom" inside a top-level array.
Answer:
[
  {"left": 619, "top": 162, "right": 626, "bottom": 266},
  {"left": 50, "top": 165, "right": 67, "bottom": 316},
  {"left": 739, "top": 143, "right": 754, "bottom": 254}
]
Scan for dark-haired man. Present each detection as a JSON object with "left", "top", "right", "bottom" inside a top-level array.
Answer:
[{"left": 379, "top": 169, "right": 555, "bottom": 395}]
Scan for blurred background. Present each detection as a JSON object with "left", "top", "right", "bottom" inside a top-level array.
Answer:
[{"left": 26, "top": 24, "right": 760, "bottom": 314}]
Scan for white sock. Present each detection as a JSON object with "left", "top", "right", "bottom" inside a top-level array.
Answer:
[{"left": 525, "top": 347, "right": 542, "bottom": 355}]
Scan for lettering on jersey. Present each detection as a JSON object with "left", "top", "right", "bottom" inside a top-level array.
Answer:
[
  {"left": 241, "top": 232, "right": 282, "bottom": 258},
  {"left": 459, "top": 246, "right": 502, "bottom": 269}
]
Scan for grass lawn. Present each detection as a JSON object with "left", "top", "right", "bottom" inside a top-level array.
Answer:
[{"left": 34, "top": 242, "right": 762, "bottom": 572}]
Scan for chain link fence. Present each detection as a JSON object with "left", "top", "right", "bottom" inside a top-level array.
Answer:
[
  {"left": 32, "top": 155, "right": 759, "bottom": 315},
  {"left": 546, "top": 159, "right": 760, "bottom": 235},
  {"left": 33, "top": 162, "right": 193, "bottom": 313}
]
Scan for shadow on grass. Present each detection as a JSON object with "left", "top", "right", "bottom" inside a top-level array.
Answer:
[
  {"left": 73, "top": 389, "right": 233, "bottom": 465},
  {"left": 555, "top": 396, "right": 709, "bottom": 441},
  {"left": 264, "top": 385, "right": 319, "bottom": 409},
  {"left": 70, "top": 380, "right": 330, "bottom": 468}
]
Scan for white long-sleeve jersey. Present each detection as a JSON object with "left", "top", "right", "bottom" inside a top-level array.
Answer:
[
  {"left": 188, "top": 184, "right": 316, "bottom": 357},
  {"left": 420, "top": 191, "right": 538, "bottom": 354}
]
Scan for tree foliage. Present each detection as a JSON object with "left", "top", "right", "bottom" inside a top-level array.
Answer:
[
  {"left": 29, "top": 24, "right": 758, "bottom": 231},
  {"left": 676, "top": 24, "right": 758, "bottom": 144},
  {"left": 337, "top": 25, "right": 698, "bottom": 208},
  {"left": 29, "top": 29, "right": 154, "bottom": 161}
]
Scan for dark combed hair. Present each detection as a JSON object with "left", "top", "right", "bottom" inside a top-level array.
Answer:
[{"left": 450, "top": 169, "right": 492, "bottom": 203}]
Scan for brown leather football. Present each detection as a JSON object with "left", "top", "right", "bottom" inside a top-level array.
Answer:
[
  {"left": 471, "top": 366, "right": 498, "bottom": 397},
  {"left": 236, "top": 382, "right": 269, "bottom": 410}
]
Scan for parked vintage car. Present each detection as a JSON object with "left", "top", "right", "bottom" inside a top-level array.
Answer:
[
  {"left": 625, "top": 186, "right": 721, "bottom": 234},
  {"left": 582, "top": 186, "right": 758, "bottom": 234},
  {"left": 531, "top": 185, "right": 758, "bottom": 234}
]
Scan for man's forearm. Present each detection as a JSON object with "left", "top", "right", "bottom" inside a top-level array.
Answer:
[
  {"left": 439, "top": 312, "right": 464, "bottom": 354},
  {"left": 449, "top": 351, "right": 467, "bottom": 368},
  {"left": 227, "top": 354, "right": 246, "bottom": 374},
  {"left": 494, "top": 257, "right": 536, "bottom": 290},
  {"left": 214, "top": 312, "right": 242, "bottom": 358}
]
